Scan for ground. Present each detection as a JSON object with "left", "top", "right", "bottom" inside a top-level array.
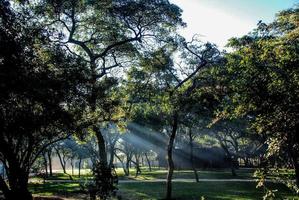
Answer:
[{"left": 29, "top": 168, "right": 299, "bottom": 200}]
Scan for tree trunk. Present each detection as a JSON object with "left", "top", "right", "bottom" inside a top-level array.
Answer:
[
  {"left": 145, "top": 152, "right": 152, "bottom": 172},
  {"left": 294, "top": 160, "right": 299, "bottom": 187},
  {"left": 42, "top": 152, "right": 48, "bottom": 177},
  {"left": 47, "top": 150, "right": 53, "bottom": 177},
  {"left": 95, "top": 128, "right": 108, "bottom": 167},
  {"left": 7, "top": 179, "right": 32, "bottom": 200},
  {"left": 93, "top": 127, "right": 116, "bottom": 199},
  {"left": 78, "top": 158, "right": 82, "bottom": 178},
  {"left": 231, "top": 159, "right": 237, "bottom": 177},
  {"left": 125, "top": 159, "right": 130, "bottom": 176},
  {"left": 109, "top": 146, "right": 115, "bottom": 168},
  {"left": 56, "top": 149, "right": 66, "bottom": 174},
  {"left": 0, "top": 175, "right": 10, "bottom": 199},
  {"left": 219, "top": 142, "right": 237, "bottom": 177},
  {"left": 188, "top": 128, "right": 199, "bottom": 182},
  {"left": 114, "top": 153, "right": 129, "bottom": 176},
  {"left": 0, "top": 164, "right": 33, "bottom": 200},
  {"left": 132, "top": 155, "right": 141, "bottom": 177},
  {"left": 166, "top": 113, "right": 178, "bottom": 200},
  {"left": 289, "top": 148, "right": 299, "bottom": 186},
  {"left": 70, "top": 158, "right": 74, "bottom": 176}
]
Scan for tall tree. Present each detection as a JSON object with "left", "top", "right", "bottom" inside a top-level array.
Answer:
[
  {"left": 224, "top": 7, "right": 299, "bottom": 192},
  {"left": 0, "top": 1, "right": 85, "bottom": 199},
  {"left": 126, "top": 39, "right": 220, "bottom": 199},
  {"left": 32, "top": 0, "right": 184, "bottom": 198}
]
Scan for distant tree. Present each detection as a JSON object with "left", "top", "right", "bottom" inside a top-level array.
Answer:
[
  {"left": 102, "top": 123, "right": 121, "bottom": 168},
  {"left": 210, "top": 119, "right": 253, "bottom": 176},
  {"left": 177, "top": 118, "right": 209, "bottom": 182},
  {"left": 115, "top": 132, "right": 135, "bottom": 176},
  {"left": 0, "top": 2, "right": 85, "bottom": 200},
  {"left": 54, "top": 141, "right": 73, "bottom": 179},
  {"left": 46, "top": 146, "right": 54, "bottom": 177},
  {"left": 72, "top": 142, "right": 90, "bottom": 178}
]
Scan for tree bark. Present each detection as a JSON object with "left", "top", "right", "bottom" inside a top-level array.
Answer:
[
  {"left": 125, "top": 158, "right": 130, "bottom": 176},
  {"left": 42, "top": 152, "right": 48, "bottom": 177},
  {"left": 70, "top": 158, "right": 74, "bottom": 176},
  {"left": 78, "top": 157, "right": 82, "bottom": 178},
  {"left": 47, "top": 150, "right": 53, "bottom": 177},
  {"left": 56, "top": 148, "right": 67, "bottom": 174},
  {"left": 166, "top": 113, "right": 178, "bottom": 200},
  {"left": 230, "top": 158, "right": 237, "bottom": 177},
  {"left": 0, "top": 163, "right": 32, "bottom": 200},
  {"left": 145, "top": 152, "right": 152, "bottom": 172},
  {"left": 188, "top": 128, "right": 199, "bottom": 182},
  {"left": 109, "top": 147, "right": 115, "bottom": 168},
  {"left": 219, "top": 141, "right": 237, "bottom": 177},
  {"left": 95, "top": 128, "right": 108, "bottom": 167},
  {"left": 294, "top": 160, "right": 299, "bottom": 187},
  {"left": 0, "top": 175, "right": 10, "bottom": 199},
  {"left": 93, "top": 127, "right": 116, "bottom": 199},
  {"left": 132, "top": 155, "right": 141, "bottom": 177},
  {"left": 289, "top": 148, "right": 299, "bottom": 186}
]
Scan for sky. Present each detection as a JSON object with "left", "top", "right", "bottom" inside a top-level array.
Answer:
[{"left": 170, "top": 0, "right": 298, "bottom": 49}]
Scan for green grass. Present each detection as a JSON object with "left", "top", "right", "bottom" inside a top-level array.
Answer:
[
  {"left": 119, "top": 182, "right": 298, "bottom": 200},
  {"left": 39, "top": 168, "right": 295, "bottom": 183},
  {"left": 38, "top": 168, "right": 254, "bottom": 182},
  {"left": 116, "top": 168, "right": 254, "bottom": 180},
  {"left": 43, "top": 168, "right": 253, "bottom": 180},
  {"left": 43, "top": 173, "right": 92, "bottom": 180},
  {"left": 31, "top": 168, "right": 297, "bottom": 199},
  {"left": 29, "top": 181, "right": 299, "bottom": 200},
  {"left": 29, "top": 182, "right": 81, "bottom": 196}
]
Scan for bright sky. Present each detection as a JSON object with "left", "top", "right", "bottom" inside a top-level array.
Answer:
[{"left": 171, "top": 0, "right": 298, "bottom": 49}]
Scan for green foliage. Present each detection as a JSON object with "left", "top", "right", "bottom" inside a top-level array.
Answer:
[
  {"left": 223, "top": 6, "right": 299, "bottom": 193},
  {"left": 0, "top": 1, "right": 86, "bottom": 198}
]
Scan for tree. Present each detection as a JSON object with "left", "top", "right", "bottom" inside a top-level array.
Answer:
[
  {"left": 224, "top": 6, "right": 299, "bottom": 192},
  {"left": 0, "top": 1, "right": 85, "bottom": 199},
  {"left": 31, "top": 0, "right": 185, "bottom": 198},
  {"left": 179, "top": 125, "right": 200, "bottom": 182},
  {"left": 210, "top": 119, "right": 252, "bottom": 176},
  {"left": 126, "top": 39, "right": 220, "bottom": 199},
  {"left": 102, "top": 123, "right": 121, "bottom": 168},
  {"left": 176, "top": 118, "right": 209, "bottom": 182}
]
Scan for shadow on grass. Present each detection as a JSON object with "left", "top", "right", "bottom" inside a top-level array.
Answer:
[{"left": 118, "top": 181, "right": 297, "bottom": 200}]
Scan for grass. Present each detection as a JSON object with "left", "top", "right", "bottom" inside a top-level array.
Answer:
[
  {"left": 116, "top": 168, "right": 254, "bottom": 180},
  {"left": 29, "top": 182, "right": 81, "bottom": 196},
  {"left": 29, "top": 181, "right": 299, "bottom": 200},
  {"left": 43, "top": 167, "right": 255, "bottom": 181},
  {"left": 118, "top": 181, "right": 299, "bottom": 200},
  {"left": 30, "top": 168, "right": 298, "bottom": 199}
]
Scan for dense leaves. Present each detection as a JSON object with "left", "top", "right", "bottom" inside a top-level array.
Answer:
[
  {"left": 0, "top": 1, "right": 85, "bottom": 199},
  {"left": 224, "top": 7, "right": 299, "bottom": 192}
]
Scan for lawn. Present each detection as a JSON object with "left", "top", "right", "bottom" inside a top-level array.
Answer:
[
  {"left": 29, "top": 181, "right": 299, "bottom": 200},
  {"left": 30, "top": 168, "right": 298, "bottom": 200},
  {"left": 116, "top": 168, "right": 254, "bottom": 180},
  {"left": 42, "top": 168, "right": 255, "bottom": 181},
  {"left": 118, "top": 182, "right": 298, "bottom": 200}
]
